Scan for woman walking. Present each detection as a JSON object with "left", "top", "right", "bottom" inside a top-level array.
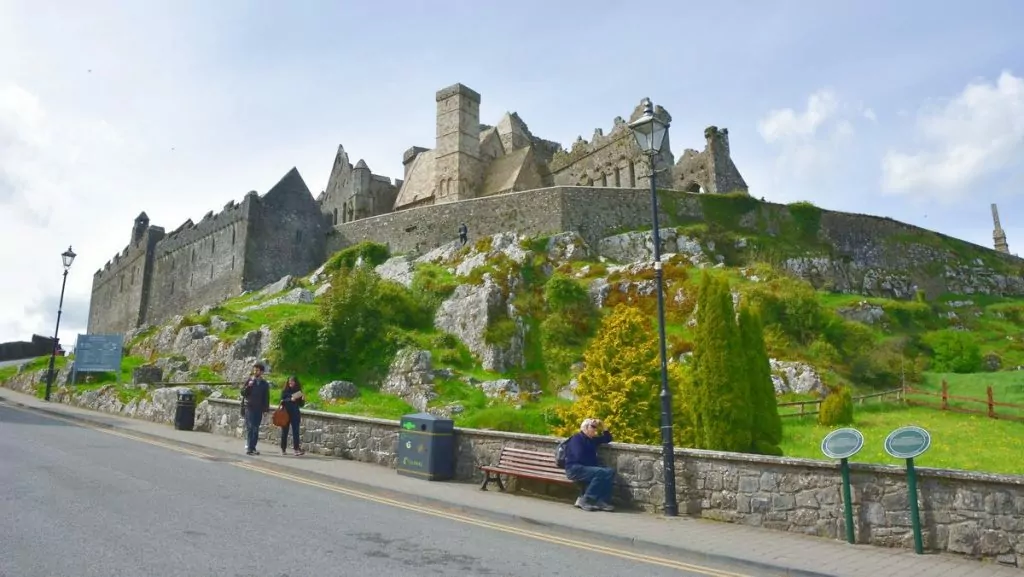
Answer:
[{"left": 279, "top": 375, "right": 306, "bottom": 455}]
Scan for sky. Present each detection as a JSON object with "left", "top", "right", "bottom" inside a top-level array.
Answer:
[{"left": 1, "top": 0, "right": 1023, "bottom": 346}]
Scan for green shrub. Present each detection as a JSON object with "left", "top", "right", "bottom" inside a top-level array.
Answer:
[
  {"left": 786, "top": 201, "right": 822, "bottom": 241},
  {"left": 377, "top": 280, "right": 433, "bottom": 330},
  {"left": 324, "top": 241, "right": 390, "bottom": 275},
  {"left": 743, "top": 276, "right": 825, "bottom": 345},
  {"left": 410, "top": 264, "right": 459, "bottom": 310},
  {"left": 818, "top": 386, "right": 854, "bottom": 426},
  {"left": 544, "top": 274, "right": 591, "bottom": 314},
  {"left": 922, "top": 329, "right": 982, "bottom": 373},
  {"left": 268, "top": 318, "right": 326, "bottom": 375}
]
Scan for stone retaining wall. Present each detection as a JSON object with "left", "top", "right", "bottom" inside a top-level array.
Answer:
[{"left": 203, "top": 398, "right": 1024, "bottom": 568}]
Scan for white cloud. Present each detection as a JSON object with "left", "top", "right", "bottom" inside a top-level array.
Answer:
[
  {"left": 0, "top": 83, "right": 131, "bottom": 344},
  {"left": 756, "top": 89, "right": 858, "bottom": 187},
  {"left": 881, "top": 70, "right": 1024, "bottom": 202},
  {"left": 863, "top": 108, "right": 877, "bottom": 122}
]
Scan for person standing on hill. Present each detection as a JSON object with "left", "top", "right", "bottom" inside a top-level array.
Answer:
[{"left": 241, "top": 362, "right": 271, "bottom": 455}]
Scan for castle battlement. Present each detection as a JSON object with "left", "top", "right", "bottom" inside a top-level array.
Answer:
[
  {"left": 155, "top": 194, "right": 254, "bottom": 256},
  {"left": 549, "top": 100, "right": 672, "bottom": 173}
]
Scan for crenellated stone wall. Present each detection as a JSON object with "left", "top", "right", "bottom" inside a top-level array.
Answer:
[{"left": 199, "top": 398, "right": 1024, "bottom": 567}]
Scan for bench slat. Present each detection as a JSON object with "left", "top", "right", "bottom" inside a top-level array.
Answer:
[
  {"left": 480, "top": 466, "right": 576, "bottom": 485},
  {"left": 497, "top": 461, "right": 569, "bottom": 473},
  {"left": 498, "top": 454, "right": 562, "bottom": 469}
]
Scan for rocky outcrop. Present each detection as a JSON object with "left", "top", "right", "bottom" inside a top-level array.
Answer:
[
  {"left": 769, "top": 360, "right": 825, "bottom": 396},
  {"left": 381, "top": 348, "right": 437, "bottom": 411},
  {"left": 375, "top": 255, "right": 416, "bottom": 288},
  {"left": 319, "top": 380, "right": 358, "bottom": 400},
  {"left": 128, "top": 321, "right": 273, "bottom": 383},
  {"left": 597, "top": 229, "right": 712, "bottom": 266},
  {"left": 434, "top": 275, "right": 526, "bottom": 373},
  {"left": 241, "top": 288, "right": 314, "bottom": 312},
  {"left": 836, "top": 301, "right": 885, "bottom": 325}
]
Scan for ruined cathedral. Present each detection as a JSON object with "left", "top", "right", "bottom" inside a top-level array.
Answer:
[{"left": 88, "top": 82, "right": 750, "bottom": 336}]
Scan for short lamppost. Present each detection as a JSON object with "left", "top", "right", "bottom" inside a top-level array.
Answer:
[
  {"left": 629, "top": 99, "right": 678, "bottom": 517},
  {"left": 44, "top": 246, "right": 77, "bottom": 402}
]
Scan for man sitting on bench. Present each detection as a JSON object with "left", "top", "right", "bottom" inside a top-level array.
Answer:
[{"left": 564, "top": 417, "right": 615, "bottom": 512}]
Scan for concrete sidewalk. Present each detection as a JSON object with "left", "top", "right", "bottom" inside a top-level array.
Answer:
[{"left": 1, "top": 388, "right": 1018, "bottom": 577}]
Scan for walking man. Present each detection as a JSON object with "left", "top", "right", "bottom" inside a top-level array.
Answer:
[
  {"left": 458, "top": 223, "right": 468, "bottom": 246},
  {"left": 241, "top": 362, "right": 271, "bottom": 455}
]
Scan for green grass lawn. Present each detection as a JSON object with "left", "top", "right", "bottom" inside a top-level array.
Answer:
[
  {"left": 909, "top": 371, "right": 1024, "bottom": 419},
  {"left": 781, "top": 401, "right": 1024, "bottom": 476}
]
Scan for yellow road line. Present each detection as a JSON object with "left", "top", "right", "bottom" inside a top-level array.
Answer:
[
  {"left": 230, "top": 461, "right": 752, "bottom": 577},
  {"left": 5, "top": 402, "right": 753, "bottom": 577}
]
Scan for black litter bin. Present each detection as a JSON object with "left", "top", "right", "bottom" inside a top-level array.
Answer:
[
  {"left": 174, "top": 389, "right": 196, "bottom": 431},
  {"left": 396, "top": 412, "right": 455, "bottom": 481}
]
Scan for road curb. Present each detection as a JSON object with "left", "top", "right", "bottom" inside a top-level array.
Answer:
[{"left": 1, "top": 393, "right": 836, "bottom": 577}]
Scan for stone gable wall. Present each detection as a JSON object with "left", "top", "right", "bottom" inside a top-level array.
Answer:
[{"left": 202, "top": 398, "right": 1024, "bottom": 567}]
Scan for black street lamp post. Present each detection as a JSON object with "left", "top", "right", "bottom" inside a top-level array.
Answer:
[
  {"left": 629, "top": 100, "right": 679, "bottom": 517},
  {"left": 44, "top": 246, "right": 77, "bottom": 402}
]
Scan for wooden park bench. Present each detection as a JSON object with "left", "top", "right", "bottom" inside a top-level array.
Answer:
[{"left": 479, "top": 446, "right": 582, "bottom": 493}]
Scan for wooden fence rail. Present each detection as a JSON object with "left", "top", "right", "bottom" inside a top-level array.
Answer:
[
  {"left": 903, "top": 380, "right": 1024, "bottom": 422},
  {"left": 777, "top": 387, "right": 904, "bottom": 418}
]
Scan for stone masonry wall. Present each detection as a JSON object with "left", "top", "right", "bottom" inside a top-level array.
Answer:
[
  {"left": 145, "top": 199, "right": 252, "bottom": 327},
  {"left": 201, "top": 398, "right": 1024, "bottom": 567},
  {"left": 328, "top": 187, "right": 567, "bottom": 256},
  {"left": 88, "top": 227, "right": 164, "bottom": 335}
]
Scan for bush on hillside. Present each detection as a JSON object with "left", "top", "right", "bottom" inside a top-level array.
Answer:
[
  {"left": 818, "top": 385, "right": 854, "bottom": 426},
  {"left": 743, "top": 276, "right": 825, "bottom": 345},
  {"left": 323, "top": 241, "right": 390, "bottom": 275},
  {"left": 555, "top": 304, "right": 668, "bottom": 445},
  {"left": 922, "top": 329, "right": 983, "bottom": 373},
  {"left": 409, "top": 263, "right": 459, "bottom": 310},
  {"left": 268, "top": 318, "right": 325, "bottom": 375}
]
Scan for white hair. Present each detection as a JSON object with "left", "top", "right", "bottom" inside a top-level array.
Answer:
[{"left": 580, "top": 418, "right": 600, "bottom": 433}]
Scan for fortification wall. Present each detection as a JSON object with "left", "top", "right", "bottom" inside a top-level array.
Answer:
[
  {"left": 87, "top": 227, "right": 164, "bottom": 335},
  {"left": 331, "top": 186, "right": 1024, "bottom": 299},
  {"left": 328, "top": 187, "right": 567, "bottom": 255},
  {"left": 242, "top": 178, "right": 327, "bottom": 291},
  {"left": 145, "top": 198, "right": 253, "bottom": 326}
]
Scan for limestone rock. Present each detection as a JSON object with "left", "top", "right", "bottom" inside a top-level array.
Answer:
[
  {"left": 381, "top": 348, "right": 436, "bottom": 411},
  {"left": 416, "top": 240, "right": 463, "bottom": 265},
  {"left": 375, "top": 255, "right": 416, "bottom": 288},
  {"left": 308, "top": 263, "right": 328, "bottom": 285},
  {"left": 241, "top": 287, "right": 313, "bottom": 312},
  {"left": 319, "top": 380, "right": 358, "bottom": 400},
  {"left": 257, "top": 275, "right": 294, "bottom": 297},
  {"left": 546, "top": 231, "right": 590, "bottom": 264},
  {"left": 836, "top": 301, "right": 885, "bottom": 325},
  {"left": 314, "top": 283, "right": 332, "bottom": 299},
  {"left": 132, "top": 365, "right": 163, "bottom": 386},
  {"left": 434, "top": 275, "right": 526, "bottom": 373},
  {"left": 769, "top": 360, "right": 825, "bottom": 396},
  {"left": 597, "top": 229, "right": 699, "bottom": 264},
  {"left": 558, "top": 378, "right": 579, "bottom": 401},
  {"left": 454, "top": 232, "right": 532, "bottom": 277},
  {"left": 479, "top": 378, "right": 519, "bottom": 401},
  {"left": 210, "top": 315, "right": 233, "bottom": 332}
]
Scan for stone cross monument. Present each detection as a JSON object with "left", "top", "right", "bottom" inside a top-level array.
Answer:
[{"left": 992, "top": 203, "right": 1010, "bottom": 254}]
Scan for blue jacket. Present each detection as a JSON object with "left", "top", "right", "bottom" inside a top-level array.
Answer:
[{"left": 564, "top": 430, "right": 613, "bottom": 468}]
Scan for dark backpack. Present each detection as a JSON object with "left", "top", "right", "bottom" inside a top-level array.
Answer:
[{"left": 554, "top": 436, "right": 571, "bottom": 468}]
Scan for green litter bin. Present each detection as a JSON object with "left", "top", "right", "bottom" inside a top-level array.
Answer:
[{"left": 396, "top": 412, "right": 455, "bottom": 481}]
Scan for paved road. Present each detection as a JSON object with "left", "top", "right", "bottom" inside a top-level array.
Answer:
[{"left": 0, "top": 403, "right": 759, "bottom": 577}]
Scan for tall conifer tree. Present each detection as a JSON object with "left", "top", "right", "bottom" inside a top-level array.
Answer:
[{"left": 739, "top": 305, "right": 783, "bottom": 455}]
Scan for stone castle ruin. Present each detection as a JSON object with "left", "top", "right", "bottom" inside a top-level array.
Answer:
[{"left": 88, "top": 82, "right": 751, "bottom": 335}]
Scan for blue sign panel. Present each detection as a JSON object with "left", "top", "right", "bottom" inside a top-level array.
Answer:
[{"left": 74, "top": 334, "right": 124, "bottom": 373}]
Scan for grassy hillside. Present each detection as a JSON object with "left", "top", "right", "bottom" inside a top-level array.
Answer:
[{"left": 5, "top": 210, "right": 1024, "bottom": 475}]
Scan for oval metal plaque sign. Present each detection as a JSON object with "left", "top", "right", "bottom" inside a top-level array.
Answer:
[
  {"left": 820, "top": 428, "right": 865, "bottom": 460},
  {"left": 884, "top": 426, "right": 931, "bottom": 459}
]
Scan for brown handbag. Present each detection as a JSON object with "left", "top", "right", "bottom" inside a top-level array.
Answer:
[{"left": 272, "top": 406, "right": 289, "bottom": 428}]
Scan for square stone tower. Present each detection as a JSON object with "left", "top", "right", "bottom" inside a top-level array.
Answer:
[{"left": 434, "top": 83, "right": 483, "bottom": 204}]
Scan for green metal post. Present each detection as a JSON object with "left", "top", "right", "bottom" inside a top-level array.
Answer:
[
  {"left": 840, "top": 458, "right": 855, "bottom": 544},
  {"left": 906, "top": 457, "right": 924, "bottom": 554}
]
